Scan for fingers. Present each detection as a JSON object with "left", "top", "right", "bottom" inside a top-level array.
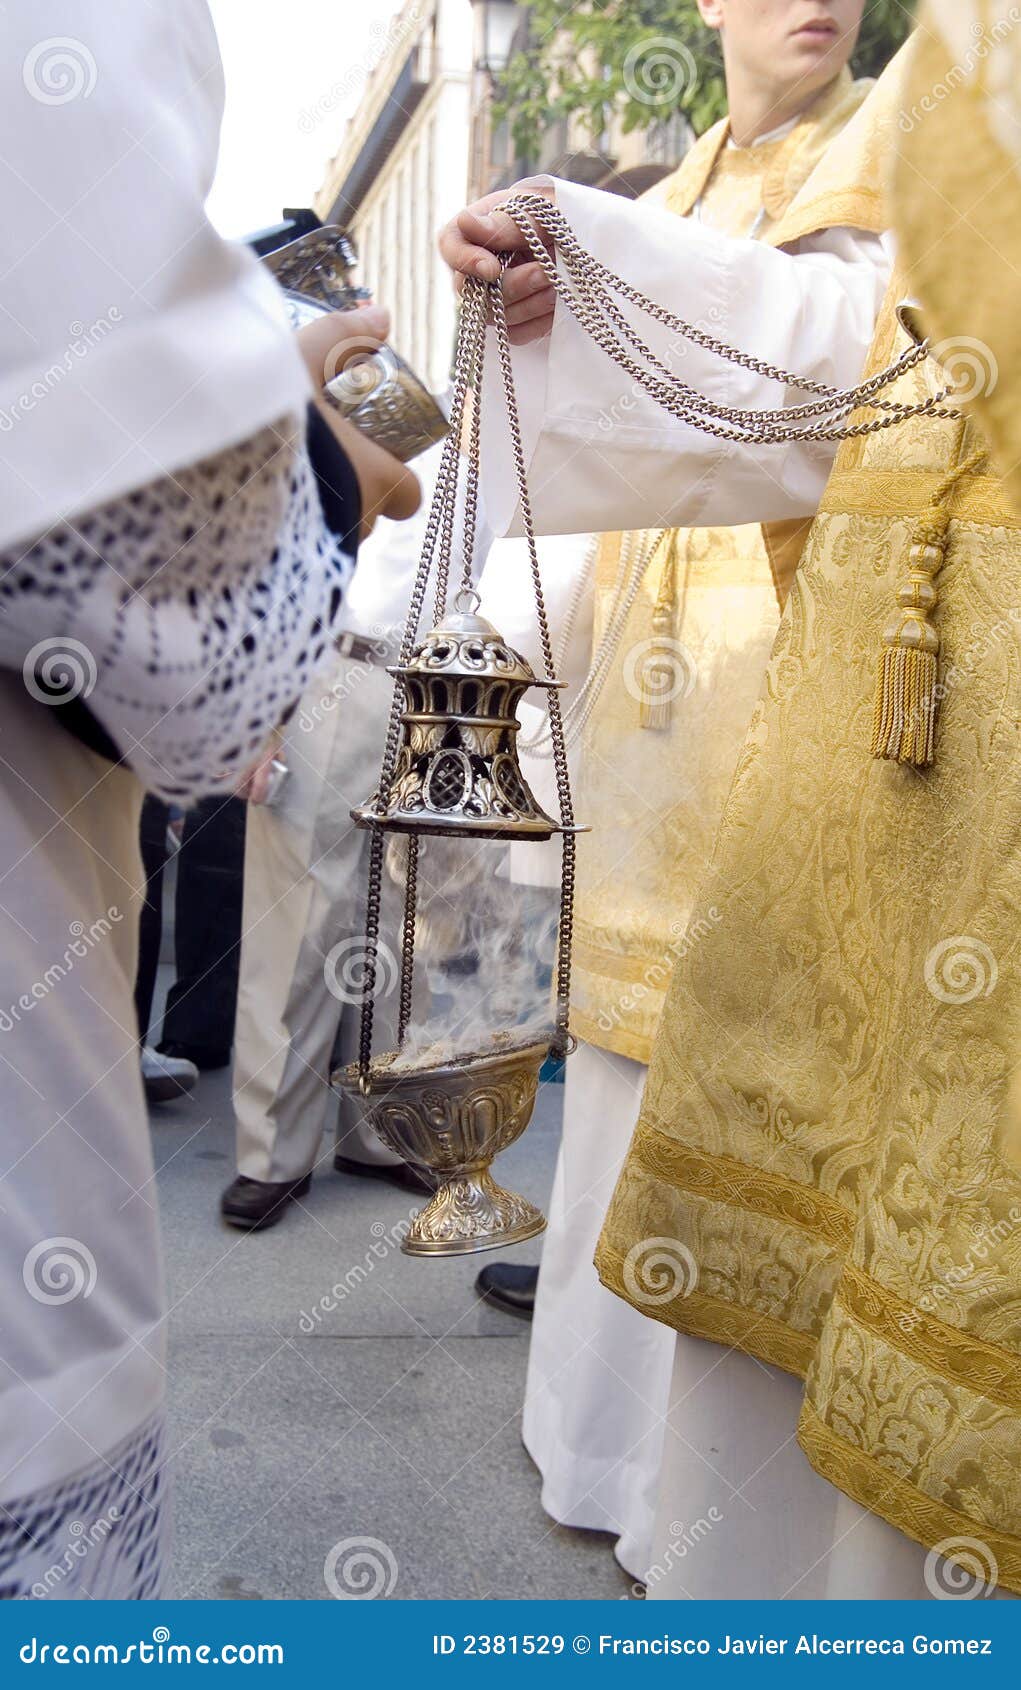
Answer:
[
  {"left": 439, "top": 179, "right": 556, "bottom": 285},
  {"left": 296, "top": 304, "right": 391, "bottom": 390}
]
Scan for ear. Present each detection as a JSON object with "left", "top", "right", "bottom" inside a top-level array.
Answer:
[{"left": 696, "top": 0, "right": 725, "bottom": 28}]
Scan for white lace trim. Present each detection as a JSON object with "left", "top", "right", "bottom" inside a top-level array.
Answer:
[
  {"left": 0, "top": 1413, "right": 167, "bottom": 1600},
  {"left": 0, "top": 415, "right": 353, "bottom": 801}
]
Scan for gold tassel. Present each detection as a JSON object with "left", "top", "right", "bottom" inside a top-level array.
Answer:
[
  {"left": 870, "top": 513, "right": 947, "bottom": 767},
  {"left": 638, "top": 529, "right": 682, "bottom": 732},
  {"left": 871, "top": 430, "right": 986, "bottom": 769}
]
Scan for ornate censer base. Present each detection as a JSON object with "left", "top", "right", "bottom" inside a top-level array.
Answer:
[{"left": 335, "top": 1038, "right": 549, "bottom": 1257}]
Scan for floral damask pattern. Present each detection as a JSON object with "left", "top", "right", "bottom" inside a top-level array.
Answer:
[{"left": 596, "top": 276, "right": 1021, "bottom": 1589}]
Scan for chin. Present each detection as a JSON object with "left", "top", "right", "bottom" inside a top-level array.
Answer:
[{"left": 786, "top": 43, "right": 846, "bottom": 86}]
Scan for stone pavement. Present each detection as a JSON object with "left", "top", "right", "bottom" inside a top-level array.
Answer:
[{"left": 149, "top": 1061, "right": 636, "bottom": 1601}]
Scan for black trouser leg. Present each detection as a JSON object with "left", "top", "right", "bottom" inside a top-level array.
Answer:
[
  {"left": 134, "top": 796, "right": 169, "bottom": 1043},
  {"left": 159, "top": 794, "right": 246, "bottom": 1061}
]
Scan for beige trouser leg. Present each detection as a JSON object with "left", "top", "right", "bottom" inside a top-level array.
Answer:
[{"left": 232, "top": 659, "right": 402, "bottom": 1184}]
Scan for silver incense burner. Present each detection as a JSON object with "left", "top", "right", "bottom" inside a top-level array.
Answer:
[{"left": 265, "top": 227, "right": 448, "bottom": 463}]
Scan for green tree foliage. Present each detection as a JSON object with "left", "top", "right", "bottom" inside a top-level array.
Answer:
[{"left": 496, "top": 1, "right": 916, "bottom": 160}]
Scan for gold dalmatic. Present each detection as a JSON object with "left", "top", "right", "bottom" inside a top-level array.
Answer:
[
  {"left": 598, "top": 44, "right": 1021, "bottom": 1589},
  {"left": 572, "top": 70, "right": 871, "bottom": 1065}
]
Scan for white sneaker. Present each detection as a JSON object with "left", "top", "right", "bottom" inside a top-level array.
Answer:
[{"left": 141, "top": 1044, "right": 198, "bottom": 1103}]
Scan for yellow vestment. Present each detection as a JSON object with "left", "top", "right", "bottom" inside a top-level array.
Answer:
[
  {"left": 597, "top": 41, "right": 1021, "bottom": 1591},
  {"left": 572, "top": 71, "right": 871, "bottom": 1066}
]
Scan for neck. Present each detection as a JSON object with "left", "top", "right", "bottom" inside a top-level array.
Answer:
[{"left": 724, "top": 66, "right": 838, "bottom": 147}]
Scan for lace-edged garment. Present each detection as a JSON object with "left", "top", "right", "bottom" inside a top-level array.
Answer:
[
  {"left": 0, "top": 415, "right": 353, "bottom": 801},
  {"left": 0, "top": 1413, "right": 167, "bottom": 1600}
]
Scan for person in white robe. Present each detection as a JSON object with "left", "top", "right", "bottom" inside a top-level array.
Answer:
[{"left": 0, "top": 0, "right": 416, "bottom": 1596}]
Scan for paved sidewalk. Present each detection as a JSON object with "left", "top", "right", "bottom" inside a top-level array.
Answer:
[{"left": 150, "top": 1064, "right": 636, "bottom": 1601}]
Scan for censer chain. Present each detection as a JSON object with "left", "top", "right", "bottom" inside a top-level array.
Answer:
[
  {"left": 358, "top": 191, "right": 954, "bottom": 1082},
  {"left": 496, "top": 193, "right": 957, "bottom": 443}
]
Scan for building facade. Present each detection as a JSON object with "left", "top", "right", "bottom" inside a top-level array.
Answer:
[
  {"left": 316, "top": 1, "right": 691, "bottom": 395},
  {"left": 315, "top": 0, "right": 474, "bottom": 394}
]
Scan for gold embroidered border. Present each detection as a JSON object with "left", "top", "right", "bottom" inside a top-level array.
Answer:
[
  {"left": 799, "top": 1400, "right": 1021, "bottom": 1596},
  {"left": 630, "top": 1120, "right": 854, "bottom": 1252},
  {"left": 595, "top": 1244, "right": 813, "bottom": 1379},
  {"left": 818, "top": 468, "right": 1020, "bottom": 528},
  {"left": 839, "top": 1260, "right": 1021, "bottom": 1416}
]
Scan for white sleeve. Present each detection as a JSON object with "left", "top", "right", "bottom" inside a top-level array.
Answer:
[{"left": 479, "top": 178, "right": 893, "bottom": 538}]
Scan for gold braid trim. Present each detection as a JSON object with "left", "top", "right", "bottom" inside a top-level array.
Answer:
[
  {"left": 799, "top": 1401, "right": 1021, "bottom": 1596},
  {"left": 839, "top": 1261, "right": 1021, "bottom": 1415},
  {"left": 571, "top": 1008, "right": 657, "bottom": 1067},
  {"left": 595, "top": 1244, "right": 814, "bottom": 1379},
  {"left": 819, "top": 467, "right": 1019, "bottom": 526},
  {"left": 629, "top": 1120, "right": 854, "bottom": 1251}
]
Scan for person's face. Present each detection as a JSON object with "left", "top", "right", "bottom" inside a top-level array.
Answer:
[{"left": 696, "top": 0, "right": 866, "bottom": 97}]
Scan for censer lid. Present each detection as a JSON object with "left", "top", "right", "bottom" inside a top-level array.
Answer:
[
  {"left": 352, "top": 597, "right": 562, "bottom": 840},
  {"left": 392, "top": 607, "right": 559, "bottom": 690}
]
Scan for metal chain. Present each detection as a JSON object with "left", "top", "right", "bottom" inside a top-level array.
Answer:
[
  {"left": 397, "top": 835, "right": 419, "bottom": 1047},
  {"left": 497, "top": 193, "right": 958, "bottom": 443},
  {"left": 487, "top": 266, "right": 576, "bottom": 1054},
  {"left": 520, "top": 529, "right": 664, "bottom": 756},
  {"left": 357, "top": 287, "right": 486, "bottom": 1083},
  {"left": 358, "top": 192, "right": 955, "bottom": 1079}
]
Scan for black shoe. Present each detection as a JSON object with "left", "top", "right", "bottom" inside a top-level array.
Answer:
[
  {"left": 333, "top": 1153, "right": 434, "bottom": 1196},
  {"left": 475, "top": 1263, "right": 538, "bottom": 1318},
  {"left": 220, "top": 1173, "right": 311, "bottom": 1231},
  {"left": 159, "top": 1040, "right": 231, "bottom": 1072}
]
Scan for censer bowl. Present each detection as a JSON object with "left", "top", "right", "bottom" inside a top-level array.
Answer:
[{"left": 336, "top": 1039, "right": 549, "bottom": 1256}]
